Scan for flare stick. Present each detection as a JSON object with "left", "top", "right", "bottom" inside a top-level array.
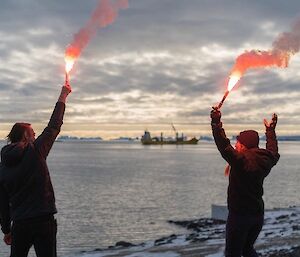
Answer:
[
  {"left": 65, "top": 72, "right": 69, "bottom": 86},
  {"left": 217, "top": 90, "right": 229, "bottom": 109}
]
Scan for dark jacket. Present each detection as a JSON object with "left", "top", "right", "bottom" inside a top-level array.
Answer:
[
  {"left": 0, "top": 102, "right": 65, "bottom": 234},
  {"left": 212, "top": 122, "right": 280, "bottom": 215}
]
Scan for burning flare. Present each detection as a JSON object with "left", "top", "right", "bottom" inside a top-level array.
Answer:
[
  {"left": 227, "top": 50, "right": 289, "bottom": 90},
  {"left": 227, "top": 18, "right": 300, "bottom": 90},
  {"left": 227, "top": 74, "right": 241, "bottom": 92},
  {"left": 216, "top": 17, "right": 300, "bottom": 109},
  {"left": 65, "top": 55, "right": 76, "bottom": 74},
  {"left": 64, "top": 0, "right": 128, "bottom": 79}
]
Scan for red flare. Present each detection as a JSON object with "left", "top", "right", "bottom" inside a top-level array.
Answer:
[
  {"left": 226, "top": 50, "right": 289, "bottom": 96},
  {"left": 217, "top": 17, "right": 300, "bottom": 109},
  {"left": 65, "top": 45, "right": 79, "bottom": 74}
]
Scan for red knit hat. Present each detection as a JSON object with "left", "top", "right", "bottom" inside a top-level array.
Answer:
[{"left": 236, "top": 130, "right": 259, "bottom": 149}]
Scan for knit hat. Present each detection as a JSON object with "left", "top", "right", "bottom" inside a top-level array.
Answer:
[{"left": 236, "top": 130, "right": 259, "bottom": 149}]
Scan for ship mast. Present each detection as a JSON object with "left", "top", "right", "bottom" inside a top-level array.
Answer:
[{"left": 171, "top": 123, "right": 178, "bottom": 141}]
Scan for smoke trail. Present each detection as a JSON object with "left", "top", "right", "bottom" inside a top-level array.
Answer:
[
  {"left": 230, "top": 50, "right": 288, "bottom": 77},
  {"left": 65, "top": 0, "right": 128, "bottom": 62},
  {"left": 230, "top": 18, "right": 300, "bottom": 79},
  {"left": 273, "top": 19, "right": 300, "bottom": 54}
]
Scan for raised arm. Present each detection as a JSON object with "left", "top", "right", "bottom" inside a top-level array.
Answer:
[
  {"left": 264, "top": 113, "right": 280, "bottom": 165},
  {"left": 34, "top": 84, "right": 72, "bottom": 159},
  {"left": 211, "top": 108, "right": 243, "bottom": 165}
]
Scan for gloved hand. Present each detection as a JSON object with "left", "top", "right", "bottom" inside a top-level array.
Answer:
[
  {"left": 264, "top": 113, "right": 278, "bottom": 130},
  {"left": 211, "top": 107, "right": 221, "bottom": 124},
  {"left": 58, "top": 84, "right": 72, "bottom": 103}
]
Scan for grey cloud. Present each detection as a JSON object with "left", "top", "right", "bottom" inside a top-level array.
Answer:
[
  {"left": 0, "top": 0, "right": 300, "bottom": 133},
  {"left": 75, "top": 96, "right": 115, "bottom": 104},
  {"left": 75, "top": 54, "right": 228, "bottom": 97},
  {"left": 239, "top": 71, "right": 300, "bottom": 95},
  {"left": 123, "top": 95, "right": 149, "bottom": 104},
  {"left": 178, "top": 109, "right": 210, "bottom": 118},
  {"left": 0, "top": 82, "right": 14, "bottom": 91}
]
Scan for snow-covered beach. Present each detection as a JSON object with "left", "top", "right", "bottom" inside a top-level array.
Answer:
[{"left": 78, "top": 207, "right": 300, "bottom": 257}]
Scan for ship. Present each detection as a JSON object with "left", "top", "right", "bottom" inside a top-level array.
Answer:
[{"left": 141, "top": 124, "right": 199, "bottom": 145}]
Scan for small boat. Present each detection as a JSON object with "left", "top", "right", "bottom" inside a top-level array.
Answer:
[{"left": 141, "top": 125, "right": 198, "bottom": 145}]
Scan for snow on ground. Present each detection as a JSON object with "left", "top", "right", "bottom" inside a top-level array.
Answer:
[
  {"left": 259, "top": 207, "right": 300, "bottom": 242},
  {"left": 259, "top": 245, "right": 294, "bottom": 255},
  {"left": 206, "top": 252, "right": 223, "bottom": 257},
  {"left": 80, "top": 252, "right": 181, "bottom": 257},
  {"left": 76, "top": 207, "right": 300, "bottom": 257},
  {"left": 123, "top": 252, "right": 181, "bottom": 257}
]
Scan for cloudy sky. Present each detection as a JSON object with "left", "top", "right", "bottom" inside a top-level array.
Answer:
[{"left": 1, "top": 0, "right": 300, "bottom": 139}]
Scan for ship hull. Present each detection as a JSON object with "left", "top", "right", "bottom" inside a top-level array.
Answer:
[{"left": 141, "top": 138, "right": 198, "bottom": 145}]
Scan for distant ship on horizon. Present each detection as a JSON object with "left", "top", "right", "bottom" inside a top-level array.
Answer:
[{"left": 141, "top": 124, "right": 198, "bottom": 145}]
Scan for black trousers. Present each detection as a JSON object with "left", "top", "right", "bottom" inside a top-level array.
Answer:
[
  {"left": 225, "top": 212, "right": 264, "bottom": 257},
  {"left": 11, "top": 215, "right": 57, "bottom": 257}
]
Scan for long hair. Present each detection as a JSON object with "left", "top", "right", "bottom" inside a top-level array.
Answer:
[{"left": 7, "top": 123, "right": 31, "bottom": 143}]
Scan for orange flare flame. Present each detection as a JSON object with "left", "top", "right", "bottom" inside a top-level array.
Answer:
[
  {"left": 65, "top": 46, "right": 80, "bottom": 74},
  {"left": 65, "top": 58, "right": 75, "bottom": 74},
  {"left": 227, "top": 74, "right": 241, "bottom": 92}
]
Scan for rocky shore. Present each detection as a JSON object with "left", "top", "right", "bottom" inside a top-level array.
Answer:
[{"left": 79, "top": 207, "right": 300, "bottom": 257}]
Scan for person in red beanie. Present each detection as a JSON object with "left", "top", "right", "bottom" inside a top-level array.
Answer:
[{"left": 210, "top": 108, "right": 280, "bottom": 257}]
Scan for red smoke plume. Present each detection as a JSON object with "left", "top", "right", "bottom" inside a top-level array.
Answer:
[
  {"left": 65, "top": 0, "right": 128, "bottom": 74},
  {"left": 228, "top": 18, "right": 300, "bottom": 91}
]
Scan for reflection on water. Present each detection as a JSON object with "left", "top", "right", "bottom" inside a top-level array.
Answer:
[{"left": 0, "top": 141, "right": 298, "bottom": 256}]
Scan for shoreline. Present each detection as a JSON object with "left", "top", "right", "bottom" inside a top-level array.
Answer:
[{"left": 78, "top": 206, "right": 300, "bottom": 257}]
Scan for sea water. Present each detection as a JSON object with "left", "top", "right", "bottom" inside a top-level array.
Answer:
[{"left": 0, "top": 141, "right": 299, "bottom": 257}]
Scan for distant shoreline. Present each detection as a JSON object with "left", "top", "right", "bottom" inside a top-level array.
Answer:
[{"left": 53, "top": 137, "right": 300, "bottom": 143}]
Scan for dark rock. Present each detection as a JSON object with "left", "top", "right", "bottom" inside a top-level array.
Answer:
[
  {"left": 115, "top": 241, "right": 136, "bottom": 248},
  {"left": 168, "top": 220, "right": 190, "bottom": 227},
  {"left": 191, "top": 236, "right": 209, "bottom": 243},
  {"left": 186, "top": 233, "right": 198, "bottom": 241},
  {"left": 154, "top": 234, "right": 177, "bottom": 246},
  {"left": 263, "top": 246, "right": 300, "bottom": 257},
  {"left": 169, "top": 218, "right": 225, "bottom": 232},
  {"left": 187, "top": 222, "right": 200, "bottom": 230},
  {"left": 276, "top": 214, "right": 289, "bottom": 220},
  {"left": 264, "top": 231, "right": 274, "bottom": 236},
  {"left": 214, "top": 229, "right": 224, "bottom": 234}
]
